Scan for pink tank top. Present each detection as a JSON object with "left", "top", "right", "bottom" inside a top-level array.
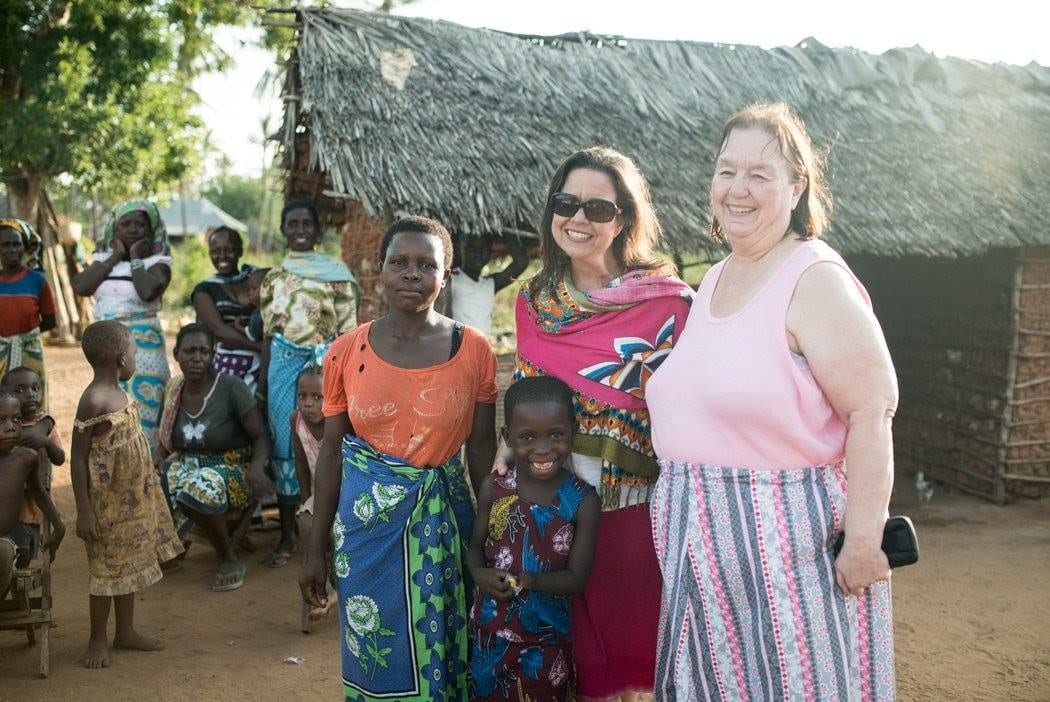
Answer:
[{"left": 647, "top": 240, "right": 870, "bottom": 469}]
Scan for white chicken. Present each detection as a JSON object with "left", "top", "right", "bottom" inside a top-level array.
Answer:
[{"left": 915, "top": 471, "right": 934, "bottom": 506}]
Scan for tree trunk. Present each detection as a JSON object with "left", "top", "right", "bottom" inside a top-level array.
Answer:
[{"left": 5, "top": 166, "right": 46, "bottom": 228}]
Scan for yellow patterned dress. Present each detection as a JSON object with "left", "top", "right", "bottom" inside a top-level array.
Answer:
[{"left": 74, "top": 399, "right": 183, "bottom": 596}]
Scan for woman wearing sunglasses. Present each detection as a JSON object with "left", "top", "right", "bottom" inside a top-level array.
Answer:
[{"left": 512, "top": 146, "right": 694, "bottom": 700}]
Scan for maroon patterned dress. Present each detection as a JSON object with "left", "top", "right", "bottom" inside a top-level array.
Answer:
[{"left": 470, "top": 467, "right": 592, "bottom": 701}]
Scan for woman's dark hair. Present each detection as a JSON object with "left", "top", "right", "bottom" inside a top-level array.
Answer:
[
  {"left": 174, "top": 322, "right": 216, "bottom": 352},
  {"left": 503, "top": 376, "right": 576, "bottom": 428},
  {"left": 531, "top": 146, "right": 673, "bottom": 297},
  {"left": 378, "top": 215, "right": 454, "bottom": 270},
  {"left": 708, "top": 102, "right": 832, "bottom": 243},
  {"left": 280, "top": 198, "right": 321, "bottom": 230},
  {"left": 207, "top": 225, "right": 243, "bottom": 251}
]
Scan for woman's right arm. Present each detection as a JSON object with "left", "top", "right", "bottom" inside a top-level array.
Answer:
[
  {"left": 299, "top": 412, "right": 352, "bottom": 608},
  {"left": 70, "top": 399, "right": 101, "bottom": 542},
  {"left": 192, "top": 290, "right": 261, "bottom": 352},
  {"left": 71, "top": 251, "right": 120, "bottom": 297}
]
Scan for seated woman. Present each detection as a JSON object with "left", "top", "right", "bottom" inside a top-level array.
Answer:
[
  {"left": 157, "top": 323, "right": 272, "bottom": 592},
  {"left": 192, "top": 227, "right": 264, "bottom": 393}
]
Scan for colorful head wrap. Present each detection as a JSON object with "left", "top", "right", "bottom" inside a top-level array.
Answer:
[
  {"left": 0, "top": 218, "right": 44, "bottom": 271},
  {"left": 98, "top": 199, "right": 169, "bottom": 255}
]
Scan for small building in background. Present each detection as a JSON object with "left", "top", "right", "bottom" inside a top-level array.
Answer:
[{"left": 159, "top": 195, "right": 248, "bottom": 242}]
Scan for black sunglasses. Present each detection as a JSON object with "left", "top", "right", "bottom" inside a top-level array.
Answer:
[{"left": 550, "top": 193, "right": 622, "bottom": 223}]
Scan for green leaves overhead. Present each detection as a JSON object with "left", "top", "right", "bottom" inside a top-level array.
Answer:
[{"left": 0, "top": 1, "right": 252, "bottom": 208}]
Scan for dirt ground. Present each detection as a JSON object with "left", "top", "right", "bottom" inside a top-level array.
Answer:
[{"left": 1, "top": 344, "right": 1049, "bottom": 700}]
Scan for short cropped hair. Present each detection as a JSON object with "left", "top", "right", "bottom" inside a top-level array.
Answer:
[
  {"left": 207, "top": 225, "right": 243, "bottom": 251},
  {"left": 503, "top": 376, "right": 576, "bottom": 428},
  {"left": 379, "top": 215, "right": 455, "bottom": 270},
  {"left": 81, "top": 320, "right": 131, "bottom": 367},
  {"left": 175, "top": 322, "right": 215, "bottom": 352},
  {"left": 1, "top": 366, "right": 40, "bottom": 387},
  {"left": 280, "top": 198, "right": 321, "bottom": 230}
]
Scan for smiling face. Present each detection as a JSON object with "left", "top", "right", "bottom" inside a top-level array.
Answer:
[
  {"left": 282, "top": 207, "right": 320, "bottom": 252},
  {"left": 0, "top": 228, "right": 24, "bottom": 271},
  {"left": 115, "top": 210, "right": 153, "bottom": 251},
  {"left": 296, "top": 372, "right": 324, "bottom": 426},
  {"left": 380, "top": 230, "right": 449, "bottom": 314},
  {"left": 710, "top": 126, "right": 805, "bottom": 248},
  {"left": 174, "top": 331, "right": 214, "bottom": 380},
  {"left": 503, "top": 400, "right": 574, "bottom": 482},
  {"left": 208, "top": 229, "right": 242, "bottom": 277},
  {"left": 4, "top": 369, "right": 43, "bottom": 419},
  {"left": 0, "top": 396, "right": 21, "bottom": 449},
  {"left": 550, "top": 168, "right": 622, "bottom": 275}
]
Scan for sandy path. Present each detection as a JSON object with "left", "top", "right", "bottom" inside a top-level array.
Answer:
[{"left": 1, "top": 344, "right": 1048, "bottom": 700}]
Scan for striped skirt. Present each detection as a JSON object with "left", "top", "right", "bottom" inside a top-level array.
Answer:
[{"left": 650, "top": 462, "right": 895, "bottom": 701}]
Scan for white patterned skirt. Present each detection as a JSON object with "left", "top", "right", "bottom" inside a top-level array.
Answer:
[{"left": 650, "top": 462, "right": 895, "bottom": 701}]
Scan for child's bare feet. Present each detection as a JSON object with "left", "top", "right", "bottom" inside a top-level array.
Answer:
[
  {"left": 112, "top": 630, "right": 165, "bottom": 651},
  {"left": 84, "top": 637, "right": 110, "bottom": 668}
]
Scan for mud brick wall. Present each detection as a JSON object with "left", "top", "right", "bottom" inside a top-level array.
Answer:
[
  {"left": 849, "top": 251, "right": 1017, "bottom": 500},
  {"left": 1005, "top": 246, "right": 1050, "bottom": 498}
]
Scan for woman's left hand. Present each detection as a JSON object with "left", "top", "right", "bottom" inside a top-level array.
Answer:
[
  {"left": 834, "top": 541, "right": 890, "bottom": 597},
  {"left": 248, "top": 463, "right": 272, "bottom": 496},
  {"left": 129, "top": 238, "right": 154, "bottom": 260}
]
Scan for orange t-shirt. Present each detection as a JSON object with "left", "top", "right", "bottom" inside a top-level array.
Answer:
[{"left": 322, "top": 322, "right": 498, "bottom": 467}]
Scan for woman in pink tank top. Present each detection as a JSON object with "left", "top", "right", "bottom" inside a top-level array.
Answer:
[{"left": 647, "top": 103, "right": 898, "bottom": 700}]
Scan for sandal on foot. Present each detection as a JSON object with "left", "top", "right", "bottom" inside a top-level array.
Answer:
[
  {"left": 211, "top": 561, "right": 247, "bottom": 592},
  {"left": 263, "top": 549, "right": 291, "bottom": 568}
]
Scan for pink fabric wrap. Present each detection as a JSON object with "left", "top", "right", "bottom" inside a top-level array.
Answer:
[{"left": 514, "top": 273, "right": 693, "bottom": 412}]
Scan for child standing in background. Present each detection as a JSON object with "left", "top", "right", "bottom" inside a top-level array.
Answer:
[
  {"left": 468, "top": 376, "right": 600, "bottom": 701},
  {"left": 71, "top": 320, "right": 182, "bottom": 669},
  {"left": 291, "top": 364, "right": 336, "bottom": 627}
]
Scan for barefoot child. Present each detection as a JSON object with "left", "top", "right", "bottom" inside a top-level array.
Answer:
[
  {"left": 468, "top": 376, "right": 600, "bottom": 700},
  {"left": 1, "top": 366, "right": 65, "bottom": 556},
  {"left": 291, "top": 364, "right": 336, "bottom": 626},
  {"left": 71, "top": 320, "right": 183, "bottom": 668},
  {"left": 0, "top": 389, "right": 64, "bottom": 597}
]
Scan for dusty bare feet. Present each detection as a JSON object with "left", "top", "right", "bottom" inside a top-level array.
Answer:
[
  {"left": 112, "top": 630, "right": 165, "bottom": 651},
  {"left": 83, "top": 637, "right": 110, "bottom": 668}
]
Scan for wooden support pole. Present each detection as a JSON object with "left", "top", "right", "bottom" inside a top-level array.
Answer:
[{"left": 995, "top": 255, "right": 1024, "bottom": 503}]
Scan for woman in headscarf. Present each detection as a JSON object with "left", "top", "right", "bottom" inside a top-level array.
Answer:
[
  {"left": 258, "top": 198, "right": 358, "bottom": 566},
  {"left": 0, "top": 219, "right": 55, "bottom": 406},
  {"left": 72, "top": 199, "right": 173, "bottom": 451}
]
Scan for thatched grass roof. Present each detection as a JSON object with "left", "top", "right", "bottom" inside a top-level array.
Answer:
[{"left": 287, "top": 8, "right": 1050, "bottom": 257}]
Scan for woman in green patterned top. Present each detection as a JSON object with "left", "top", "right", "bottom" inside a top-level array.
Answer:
[{"left": 258, "top": 199, "right": 358, "bottom": 566}]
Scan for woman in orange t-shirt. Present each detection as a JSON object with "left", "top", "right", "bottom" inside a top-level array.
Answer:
[{"left": 300, "top": 215, "right": 497, "bottom": 701}]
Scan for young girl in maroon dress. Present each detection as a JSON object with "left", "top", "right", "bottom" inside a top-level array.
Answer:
[{"left": 468, "top": 376, "right": 600, "bottom": 701}]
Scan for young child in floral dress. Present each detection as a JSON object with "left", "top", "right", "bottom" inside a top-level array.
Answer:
[
  {"left": 71, "top": 320, "right": 182, "bottom": 668},
  {"left": 467, "top": 376, "right": 600, "bottom": 701}
]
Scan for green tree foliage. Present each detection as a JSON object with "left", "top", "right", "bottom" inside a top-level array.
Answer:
[
  {"left": 0, "top": 1, "right": 251, "bottom": 224},
  {"left": 201, "top": 174, "right": 265, "bottom": 226}
]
